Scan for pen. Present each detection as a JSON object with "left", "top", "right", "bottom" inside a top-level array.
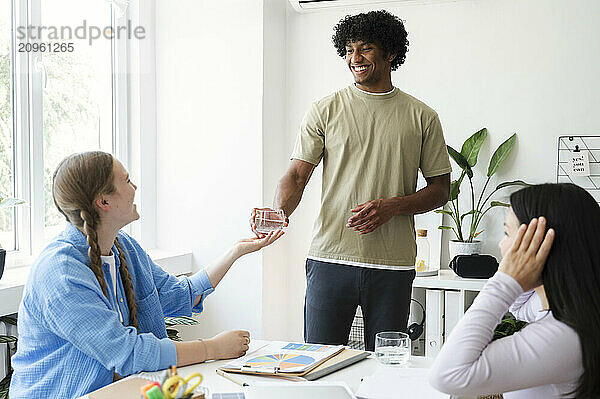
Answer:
[{"left": 216, "top": 369, "right": 249, "bottom": 387}]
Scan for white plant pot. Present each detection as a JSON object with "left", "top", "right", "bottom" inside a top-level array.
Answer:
[{"left": 449, "top": 240, "right": 482, "bottom": 261}]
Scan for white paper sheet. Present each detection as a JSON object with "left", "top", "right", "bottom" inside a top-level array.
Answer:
[
  {"left": 568, "top": 150, "right": 590, "bottom": 176},
  {"left": 355, "top": 367, "right": 447, "bottom": 399}
]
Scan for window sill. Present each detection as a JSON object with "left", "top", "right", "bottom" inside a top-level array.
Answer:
[
  {"left": 146, "top": 249, "right": 193, "bottom": 275},
  {"left": 0, "top": 249, "right": 193, "bottom": 316}
]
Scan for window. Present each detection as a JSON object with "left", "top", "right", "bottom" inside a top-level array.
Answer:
[
  {"left": 40, "top": 0, "right": 114, "bottom": 242},
  {"left": 3, "top": 0, "right": 129, "bottom": 261}
]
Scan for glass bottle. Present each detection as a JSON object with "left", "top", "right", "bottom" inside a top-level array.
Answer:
[{"left": 415, "top": 229, "right": 435, "bottom": 277}]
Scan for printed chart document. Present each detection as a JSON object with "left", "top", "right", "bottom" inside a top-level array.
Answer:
[{"left": 222, "top": 342, "right": 344, "bottom": 375}]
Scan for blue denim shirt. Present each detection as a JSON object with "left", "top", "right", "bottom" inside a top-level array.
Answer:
[{"left": 10, "top": 223, "right": 214, "bottom": 398}]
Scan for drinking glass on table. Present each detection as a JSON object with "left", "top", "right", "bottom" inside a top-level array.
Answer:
[
  {"left": 375, "top": 331, "right": 410, "bottom": 366},
  {"left": 255, "top": 209, "right": 286, "bottom": 234}
]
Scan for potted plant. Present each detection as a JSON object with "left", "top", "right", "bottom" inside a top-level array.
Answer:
[
  {"left": 436, "top": 128, "right": 528, "bottom": 261},
  {"left": 0, "top": 196, "right": 25, "bottom": 279},
  {"left": 164, "top": 316, "right": 200, "bottom": 341}
]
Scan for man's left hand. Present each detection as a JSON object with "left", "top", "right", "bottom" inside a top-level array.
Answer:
[{"left": 346, "top": 198, "right": 396, "bottom": 234}]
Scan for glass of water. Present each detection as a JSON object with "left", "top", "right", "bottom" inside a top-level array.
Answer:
[
  {"left": 255, "top": 209, "right": 286, "bottom": 234},
  {"left": 375, "top": 331, "right": 410, "bottom": 366}
]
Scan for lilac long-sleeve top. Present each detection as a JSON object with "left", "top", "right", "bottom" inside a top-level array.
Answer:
[{"left": 429, "top": 272, "right": 582, "bottom": 398}]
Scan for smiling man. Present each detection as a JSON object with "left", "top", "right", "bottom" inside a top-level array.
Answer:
[{"left": 252, "top": 10, "right": 451, "bottom": 350}]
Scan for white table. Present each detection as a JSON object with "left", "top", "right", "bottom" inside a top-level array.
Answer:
[
  {"left": 163, "top": 340, "right": 434, "bottom": 394},
  {"left": 83, "top": 340, "right": 437, "bottom": 398}
]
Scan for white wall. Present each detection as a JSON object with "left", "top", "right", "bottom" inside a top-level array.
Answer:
[
  {"left": 152, "top": 0, "right": 600, "bottom": 342},
  {"left": 261, "top": 0, "right": 290, "bottom": 340},
  {"left": 281, "top": 0, "right": 600, "bottom": 339},
  {"left": 155, "top": 0, "right": 265, "bottom": 338}
]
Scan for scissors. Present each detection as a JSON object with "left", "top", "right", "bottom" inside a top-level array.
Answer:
[{"left": 162, "top": 372, "right": 203, "bottom": 399}]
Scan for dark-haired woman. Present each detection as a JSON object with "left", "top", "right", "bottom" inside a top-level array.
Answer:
[
  {"left": 10, "top": 152, "right": 284, "bottom": 398},
  {"left": 430, "top": 183, "right": 600, "bottom": 398}
]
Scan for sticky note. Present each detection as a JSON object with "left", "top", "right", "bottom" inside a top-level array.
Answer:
[{"left": 568, "top": 151, "right": 590, "bottom": 176}]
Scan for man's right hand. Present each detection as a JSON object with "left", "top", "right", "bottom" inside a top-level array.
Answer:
[
  {"left": 204, "top": 330, "right": 250, "bottom": 360},
  {"left": 250, "top": 207, "right": 289, "bottom": 238}
]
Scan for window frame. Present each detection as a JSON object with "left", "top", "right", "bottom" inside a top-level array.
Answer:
[{"left": 6, "top": 0, "right": 132, "bottom": 265}]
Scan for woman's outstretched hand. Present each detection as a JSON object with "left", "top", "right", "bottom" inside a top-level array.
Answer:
[
  {"left": 202, "top": 230, "right": 285, "bottom": 291},
  {"left": 235, "top": 229, "right": 285, "bottom": 256},
  {"left": 498, "top": 216, "right": 555, "bottom": 292}
]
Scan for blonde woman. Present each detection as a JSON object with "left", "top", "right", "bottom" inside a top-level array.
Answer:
[{"left": 10, "top": 151, "right": 283, "bottom": 398}]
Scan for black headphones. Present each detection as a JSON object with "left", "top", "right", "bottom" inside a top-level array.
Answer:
[{"left": 407, "top": 298, "right": 425, "bottom": 341}]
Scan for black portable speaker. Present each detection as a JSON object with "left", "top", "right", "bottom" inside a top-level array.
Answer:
[{"left": 449, "top": 254, "right": 498, "bottom": 279}]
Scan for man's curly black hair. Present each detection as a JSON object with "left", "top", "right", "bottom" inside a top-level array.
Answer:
[{"left": 332, "top": 10, "right": 409, "bottom": 71}]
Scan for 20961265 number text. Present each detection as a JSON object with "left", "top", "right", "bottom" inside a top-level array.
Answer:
[{"left": 18, "top": 42, "right": 74, "bottom": 52}]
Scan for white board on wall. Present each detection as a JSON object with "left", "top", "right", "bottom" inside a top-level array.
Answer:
[{"left": 557, "top": 136, "right": 600, "bottom": 204}]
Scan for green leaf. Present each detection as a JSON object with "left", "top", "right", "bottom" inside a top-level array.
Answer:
[
  {"left": 449, "top": 181, "right": 460, "bottom": 201},
  {"left": 434, "top": 209, "right": 453, "bottom": 216},
  {"left": 0, "top": 198, "right": 25, "bottom": 208},
  {"left": 447, "top": 145, "right": 470, "bottom": 170},
  {"left": 460, "top": 128, "right": 488, "bottom": 167},
  {"left": 473, "top": 230, "right": 484, "bottom": 238},
  {"left": 490, "top": 201, "right": 510, "bottom": 208},
  {"left": 449, "top": 172, "right": 466, "bottom": 201},
  {"left": 438, "top": 226, "right": 454, "bottom": 230},
  {"left": 447, "top": 145, "right": 474, "bottom": 178},
  {"left": 166, "top": 328, "right": 182, "bottom": 342},
  {"left": 460, "top": 210, "right": 476, "bottom": 222},
  {"left": 165, "top": 316, "right": 199, "bottom": 326},
  {"left": 493, "top": 312, "right": 528, "bottom": 341},
  {"left": 487, "top": 133, "right": 517, "bottom": 177},
  {"left": 0, "top": 316, "right": 17, "bottom": 326},
  {"left": 495, "top": 180, "right": 530, "bottom": 190},
  {"left": 0, "top": 336, "right": 17, "bottom": 344}
]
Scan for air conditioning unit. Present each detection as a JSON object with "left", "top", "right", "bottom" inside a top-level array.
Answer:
[{"left": 289, "top": 0, "right": 449, "bottom": 13}]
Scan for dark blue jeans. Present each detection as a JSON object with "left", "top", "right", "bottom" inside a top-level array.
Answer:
[{"left": 304, "top": 258, "right": 415, "bottom": 351}]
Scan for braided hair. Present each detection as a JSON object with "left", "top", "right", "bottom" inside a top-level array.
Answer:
[{"left": 52, "top": 151, "right": 138, "bottom": 330}]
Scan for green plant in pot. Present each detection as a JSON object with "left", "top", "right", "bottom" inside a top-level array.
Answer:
[
  {"left": 436, "top": 128, "right": 528, "bottom": 261},
  {"left": 0, "top": 196, "right": 26, "bottom": 280},
  {"left": 164, "top": 316, "right": 200, "bottom": 341}
]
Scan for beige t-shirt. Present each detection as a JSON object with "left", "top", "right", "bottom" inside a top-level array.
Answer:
[{"left": 291, "top": 85, "right": 452, "bottom": 268}]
